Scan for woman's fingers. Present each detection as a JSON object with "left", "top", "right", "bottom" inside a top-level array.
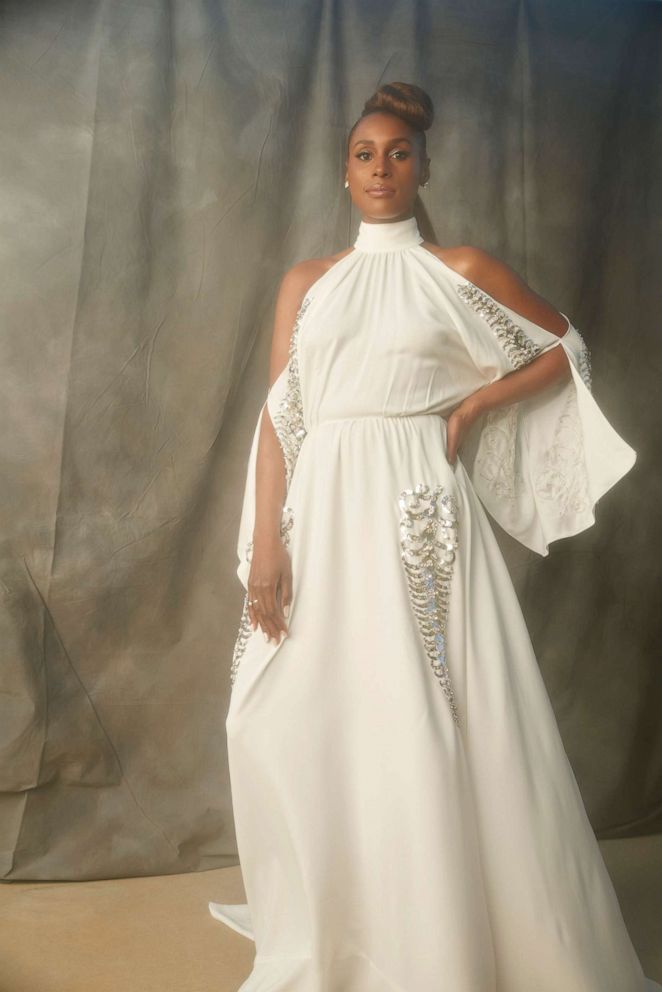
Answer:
[
  {"left": 247, "top": 595, "right": 261, "bottom": 632},
  {"left": 445, "top": 425, "right": 457, "bottom": 465},
  {"left": 248, "top": 583, "right": 289, "bottom": 645},
  {"left": 262, "top": 585, "right": 285, "bottom": 644},
  {"left": 280, "top": 572, "right": 292, "bottom": 620},
  {"left": 445, "top": 409, "right": 468, "bottom": 466},
  {"left": 246, "top": 542, "right": 293, "bottom": 646}
]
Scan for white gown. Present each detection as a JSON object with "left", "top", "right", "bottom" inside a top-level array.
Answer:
[{"left": 210, "top": 216, "right": 660, "bottom": 992}]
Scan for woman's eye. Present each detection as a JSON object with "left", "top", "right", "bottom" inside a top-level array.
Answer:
[{"left": 356, "top": 149, "right": 408, "bottom": 161}]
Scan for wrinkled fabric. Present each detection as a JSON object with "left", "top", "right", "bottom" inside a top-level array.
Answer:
[{"left": 210, "top": 217, "right": 657, "bottom": 991}]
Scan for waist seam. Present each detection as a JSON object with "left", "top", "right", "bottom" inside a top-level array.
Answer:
[{"left": 310, "top": 412, "right": 445, "bottom": 427}]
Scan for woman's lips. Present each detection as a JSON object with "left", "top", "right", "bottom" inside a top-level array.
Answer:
[{"left": 366, "top": 188, "right": 395, "bottom": 197}]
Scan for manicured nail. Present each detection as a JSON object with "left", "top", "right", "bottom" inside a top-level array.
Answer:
[
  {"left": 283, "top": 604, "right": 290, "bottom": 618},
  {"left": 263, "top": 632, "right": 269, "bottom": 642}
]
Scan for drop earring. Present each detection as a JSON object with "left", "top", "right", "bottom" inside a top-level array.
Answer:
[{"left": 344, "top": 179, "right": 349, "bottom": 188}]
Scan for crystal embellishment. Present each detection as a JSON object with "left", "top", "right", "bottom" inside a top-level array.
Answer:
[
  {"left": 575, "top": 330, "right": 592, "bottom": 392},
  {"left": 229, "top": 598, "right": 252, "bottom": 688},
  {"left": 456, "top": 282, "right": 543, "bottom": 369},
  {"left": 230, "top": 506, "right": 295, "bottom": 687},
  {"left": 398, "top": 483, "right": 460, "bottom": 726},
  {"left": 271, "top": 296, "right": 311, "bottom": 490}
]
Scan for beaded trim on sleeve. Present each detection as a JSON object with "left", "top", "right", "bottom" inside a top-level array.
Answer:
[
  {"left": 398, "top": 483, "right": 460, "bottom": 726},
  {"left": 271, "top": 296, "right": 312, "bottom": 490},
  {"left": 456, "top": 282, "right": 543, "bottom": 369},
  {"left": 575, "top": 330, "right": 592, "bottom": 392},
  {"left": 230, "top": 506, "right": 294, "bottom": 687},
  {"left": 229, "top": 596, "right": 253, "bottom": 688}
]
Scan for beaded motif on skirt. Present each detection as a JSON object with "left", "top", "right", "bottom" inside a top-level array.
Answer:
[{"left": 398, "top": 483, "right": 460, "bottom": 726}]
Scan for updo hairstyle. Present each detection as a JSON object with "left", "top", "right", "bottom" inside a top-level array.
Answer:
[{"left": 346, "top": 82, "right": 434, "bottom": 159}]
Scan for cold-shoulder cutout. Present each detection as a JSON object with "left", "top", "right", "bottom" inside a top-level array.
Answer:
[
  {"left": 419, "top": 243, "right": 571, "bottom": 339},
  {"left": 431, "top": 250, "right": 636, "bottom": 556}
]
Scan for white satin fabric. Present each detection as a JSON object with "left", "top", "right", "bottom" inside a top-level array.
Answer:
[{"left": 211, "top": 216, "right": 658, "bottom": 992}]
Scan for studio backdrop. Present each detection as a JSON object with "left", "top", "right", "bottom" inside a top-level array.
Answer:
[{"left": 0, "top": 0, "right": 660, "bottom": 881}]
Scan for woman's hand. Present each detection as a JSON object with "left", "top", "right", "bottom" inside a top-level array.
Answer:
[
  {"left": 444, "top": 395, "right": 484, "bottom": 466},
  {"left": 247, "top": 534, "right": 292, "bottom": 645}
]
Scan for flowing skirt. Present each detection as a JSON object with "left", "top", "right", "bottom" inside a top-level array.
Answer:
[{"left": 211, "top": 414, "right": 657, "bottom": 992}]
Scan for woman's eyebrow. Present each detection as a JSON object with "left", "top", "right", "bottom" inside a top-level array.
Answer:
[{"left": 352, "top": 137, "right": 413, "bottom": 149}]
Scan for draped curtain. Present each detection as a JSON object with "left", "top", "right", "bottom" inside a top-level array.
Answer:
[{"left": 0, "top": 0, "right": 660, "bottom": 880}]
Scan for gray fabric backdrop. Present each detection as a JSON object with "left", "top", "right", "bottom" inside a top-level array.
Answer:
[{"left": 0, "top": 0, "right": 660, "bottom": 881}]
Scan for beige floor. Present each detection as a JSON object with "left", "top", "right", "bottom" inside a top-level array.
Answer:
[{"left": 0, "top": 835, "right": 660, "bottom": 992}]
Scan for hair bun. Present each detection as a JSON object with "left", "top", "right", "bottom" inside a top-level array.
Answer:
[{"left": 362, "top": 82, "right": 434, "bottom": 132}]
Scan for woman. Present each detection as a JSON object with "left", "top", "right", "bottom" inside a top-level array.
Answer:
[{"left": 210, "top": 82, "right": 660, "bottom": 991}]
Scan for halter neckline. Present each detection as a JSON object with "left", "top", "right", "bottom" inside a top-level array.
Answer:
[{"left": 353, "top": 215, "right": 424, "bottom": 253}]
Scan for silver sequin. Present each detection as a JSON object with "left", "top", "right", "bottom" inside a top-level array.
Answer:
[
  {"left": 230, "top": 505, "right": 295, "bottom": 687},
  {"left": 398, "top": 483, "right": 460, "bottom": 726},
  {"left": 271, "top": 296, "right": 311, "bottom": 489},
  {"left": 456, "top": 282, "right": 542, "bottom": 369}
]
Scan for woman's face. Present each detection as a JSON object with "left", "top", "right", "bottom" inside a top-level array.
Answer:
[{"left": 345, "top": 111, "right": 430, "bottom": 223}]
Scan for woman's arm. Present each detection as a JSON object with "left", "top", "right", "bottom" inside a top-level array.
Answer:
[
  {"left": 253, "top": 269, "right": 303, "bottom": 546},
  {"left": 460, "top": 345, "right": 571, "bottom": 421},
  {"left": 442, "top": 247, "right": 572, "bottom": 463},
  {"left": 254, "top": 259, "right": 323, "bottom": 541},
  {"left": 249, "top": 259, "right": 323, "bottom": 643}
]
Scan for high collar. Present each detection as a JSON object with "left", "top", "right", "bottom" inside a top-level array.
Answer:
[{"left": 353, "top": 215, "right": 424, "bottom": 253}]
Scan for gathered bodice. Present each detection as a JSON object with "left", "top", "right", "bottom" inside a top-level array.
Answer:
[
  {"left": 295, "top": 216, "right": 490, "bottom": 427},
  {"left": 244, "top": 212, "right": 635, "bottom": 562}
]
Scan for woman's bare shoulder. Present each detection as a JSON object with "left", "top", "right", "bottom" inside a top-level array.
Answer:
[
  {"left": 280, "top": 247, "right": 354, "bottom": 303},
  {"left": 420, "top": 242, "right": 495, "bottom": 281},
  {"left": 420, "top": 242, "right": 568, "bottom": 337}
]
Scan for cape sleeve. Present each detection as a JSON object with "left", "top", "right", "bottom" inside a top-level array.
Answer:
[
  {"left": 233, "top": 368, "right": 291, "bottom": 590},
  {"left": 233, "top": 294, "right": 311, "bottom": 589},
  {"left": 451, "top": 279, "right": 637, "bottom": 557}
]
